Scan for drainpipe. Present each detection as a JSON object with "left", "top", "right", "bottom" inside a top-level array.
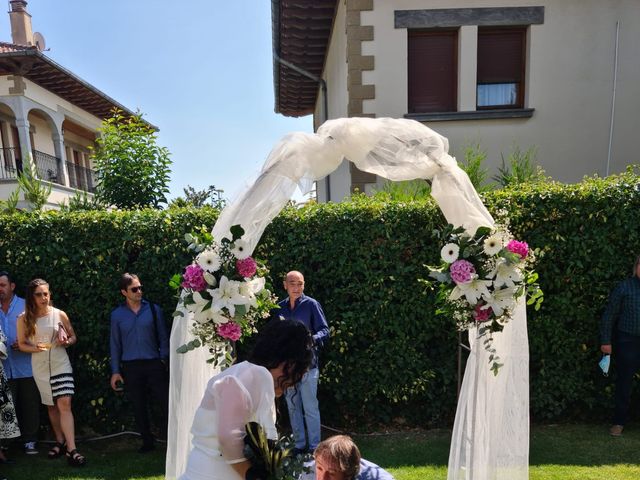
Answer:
[
  {"left": 606, "top": 21, "right": 620, "bottom": 177},
  {"left": 274, "top": 54, "right": 330, "bottom": 201}
]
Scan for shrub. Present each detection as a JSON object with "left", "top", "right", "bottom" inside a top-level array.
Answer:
[{"left": 0, "top": 169, "right": 639, "bottom": 431}]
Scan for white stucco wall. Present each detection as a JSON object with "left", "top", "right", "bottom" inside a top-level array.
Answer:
[
  {"left": 29, "top": 113, "right": 56, "bottom": 156},
  {"left": 317, "top": 0, "right": 352, "bottom": 203},
  {"left": 0, "top": 76, "right": 101, "bottom": 130},
  {"left": 348, "top": 0, "right": 640, "bottom": 183}
]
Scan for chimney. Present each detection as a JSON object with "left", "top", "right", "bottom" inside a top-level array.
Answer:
[{"left": 9, "top": 0, "right": 34, "bottom": 46}]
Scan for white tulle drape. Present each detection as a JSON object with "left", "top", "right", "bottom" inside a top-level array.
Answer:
[{"left": 166, "top": 117, "right": 529, "bottom": 480}]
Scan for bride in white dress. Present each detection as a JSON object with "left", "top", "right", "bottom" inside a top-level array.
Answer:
[{"left": 179, "top": 319, "right": 313, "bottom": 480}]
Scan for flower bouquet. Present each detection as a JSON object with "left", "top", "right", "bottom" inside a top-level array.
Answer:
[
  {"left": 243, "top": 422, "right": 310, "bottom": 480},
  {"left": 171, "top": 224, "right": 277, "bottom": 366},
  {"left": 425, "top": 224, "right": 543, "bottom": 374}
]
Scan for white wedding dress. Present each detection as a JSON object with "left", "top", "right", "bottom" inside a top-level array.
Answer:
[
  {"left": 178, "top": 361, "right": 277, "bottom": 480},
  {"left": 167, "top": 117, "right": 529, "bottom": 480}
]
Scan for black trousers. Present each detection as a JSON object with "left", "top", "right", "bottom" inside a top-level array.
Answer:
[
  {"left": 8, "top": 377, "right": 41, "bottom": 443},
  {"left": 121, "top": 359, "right": 169, "bottom": 446},
  {"left": 613, "top": 330, "right": 640, "bottom": 425}
]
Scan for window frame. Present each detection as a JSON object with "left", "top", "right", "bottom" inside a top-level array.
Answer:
[
  {"left": 407, "top": 28, "right": 459, "bottom": 114},
  {"left": 476, "top": 26, "right": 527, "bottom": 110}
]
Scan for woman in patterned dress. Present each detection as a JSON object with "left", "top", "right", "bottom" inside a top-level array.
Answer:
[
  {"left": 17, "top": 279, "right": 85, "bottom": 467},
  {"left": 0, "top": 327, "right": 20, "bottom": 471}
]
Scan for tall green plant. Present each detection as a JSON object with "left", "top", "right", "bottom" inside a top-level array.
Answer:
[
  {"left": 17, "top": 158, "right": 52, "bottom": 210},
  {"left": 0, "top": 187, "right": 20, "bottom": 214},
  {"left": 459, "top": 143, "right": 492, "bottom": 192},
  {"left": 372, "top": 179, "right": 431, "bottom": 201},
  {"left": 493, "top": 146, "right": 547, "bottom": 187},
  {"left": 91, "top": 108, "right": 172, "bottom": 209}
]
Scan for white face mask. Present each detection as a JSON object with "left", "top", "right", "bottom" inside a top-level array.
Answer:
[{"left": 599, "top": 354, "right": 610, "bottom": 376}]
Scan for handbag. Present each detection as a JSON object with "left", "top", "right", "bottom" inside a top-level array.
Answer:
[{"left": 57, "top": 322, "right": 69, "bottom": 344}]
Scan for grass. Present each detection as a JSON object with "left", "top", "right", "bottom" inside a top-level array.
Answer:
[{"left": 4, "top": 424, "right": 639, "bottom": 479}]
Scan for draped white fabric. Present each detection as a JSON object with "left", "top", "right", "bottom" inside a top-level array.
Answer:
[{"left": 166, "top": 117, "right": 529, "bottom": 480}]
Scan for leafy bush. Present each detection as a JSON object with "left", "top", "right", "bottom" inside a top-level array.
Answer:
[{"left": 0, "top": 169, "right": 639, "bottom": 431}]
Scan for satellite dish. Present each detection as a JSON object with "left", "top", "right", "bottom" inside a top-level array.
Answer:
[{"left": 33, "top": 32, "right": 46, "bottom": 51}]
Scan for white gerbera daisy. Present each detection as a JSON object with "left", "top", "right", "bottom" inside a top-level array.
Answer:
[
  {"left": 441, "top": 243, "right": 460, "bottom": 263},
  {"left": 196, "top": 249, "right": 221, "bottom": 273},
  {"left": 483, "top": 234, "right": 503, "bottom": 256},
  {"left": 231, "top": 239, "right": 251, "bottom": 260}
]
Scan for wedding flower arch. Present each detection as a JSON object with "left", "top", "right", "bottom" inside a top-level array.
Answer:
[{"left": 165, "top": 118, "right": 529, "bottom": 480}]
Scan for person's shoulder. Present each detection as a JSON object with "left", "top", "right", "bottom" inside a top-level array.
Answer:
[
  {"left": 358, "top": 459, "right": 394, "bottom": 480},
  {"left": 110, "top": 303, "right": 127, "bottom": 316},
  {"left": 301, "top": 294, "right": 320, "bottom": 305}
]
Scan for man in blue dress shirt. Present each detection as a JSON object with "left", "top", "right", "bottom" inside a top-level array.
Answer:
[
  {"left": 0, "top": 271, "right": 40, "bottom": 455},
  {"left": 110, "top": 273, "right": 169, "bottom": 453},
  {"left": 276, "top": 270, "right": 329, "bottom": 454}
]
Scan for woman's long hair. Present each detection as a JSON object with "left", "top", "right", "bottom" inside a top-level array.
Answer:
[
  {"left": 249, "top": 319, "right": 313, "bottom": 391},
  {"left": 23, "top": 278, "right": 50, "bottom": 339}
]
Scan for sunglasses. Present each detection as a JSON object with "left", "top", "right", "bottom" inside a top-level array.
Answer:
[{"left": 129, "top": 286, "right": 143, "bottom": 293}]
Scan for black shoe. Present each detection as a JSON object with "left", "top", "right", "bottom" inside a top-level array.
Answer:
[
  {"left": 0, "top": 458, "right": 14, "bottom": 465},
  {"left": 138, "top": 444, "right": 155, "bottom": 454},
  {"left": 292, "top": 447, "right": 307, "bottom": 456}
]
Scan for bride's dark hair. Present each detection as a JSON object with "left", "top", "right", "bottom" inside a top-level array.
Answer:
[{"left": 249, "top": 319, "right": 313, "bottom": 390}]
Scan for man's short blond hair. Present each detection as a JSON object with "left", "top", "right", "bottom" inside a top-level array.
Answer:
[{"left": 314, "top": 435, "right": 361, "bottom": 480}]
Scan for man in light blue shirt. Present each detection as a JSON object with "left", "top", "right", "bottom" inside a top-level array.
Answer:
[
  {"left": 303, "top": 435, "right": 395, "bottom": 480},
  {"left": 0, "top": 271, "right": 40, "bottom": 455}
]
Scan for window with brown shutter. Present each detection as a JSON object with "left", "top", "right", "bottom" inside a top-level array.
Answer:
[
  {"left": 477, "top": 27, "right": 526, "bottom": 109},
  {"left": 408, "top": 29, "right": 458, "bottom": 114}
]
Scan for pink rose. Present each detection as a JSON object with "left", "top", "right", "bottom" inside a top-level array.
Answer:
[
  {"left": 507, "top": 240, "right": 529, "bottom": 259},
  {"left": 473, "top": 303, "right": 493, "bottom": 322},
  {"left": 217, "top": 322, "right": 242, "bottom": 341},
  {"left": 236, "top": 257, "right": 258, "bottom": 278},
  {"left": 450, "top": 259, "right": 476, "bottom": 284},
  {"left": 181, "top": 264, "right": 207, "bottom": 291}
]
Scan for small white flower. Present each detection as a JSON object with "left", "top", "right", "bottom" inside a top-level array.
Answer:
[
  {"left": 210, "top": 276, "right": 246, "bottom": 317},
  {"left": 441, "top": 243, "right": 460, "bottom": 263},
  {"left": 231, "top": 239, "right": 251, "bottom": 260},
  {"left": 483, "top": 234, "right": 503, "bottom": 256},
  {"left": 483, "top": 286, "right": 518, "bottom": 317},
  {"left": 449, "top": 277, "right": 492, "bottom": 305},
  {"left": 196, "top": 249, "right": 221, "bottom": 273},
  {"left": 490, "top": 258, "right": 524, "bottom": 288}
]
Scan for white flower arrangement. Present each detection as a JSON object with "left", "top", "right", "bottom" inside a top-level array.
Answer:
[
  {"left": 426, "top": 224, "right": 543, "bottom": 374},
  {"left": 171, "top": 225, "right": 277, "bottom": 366}
]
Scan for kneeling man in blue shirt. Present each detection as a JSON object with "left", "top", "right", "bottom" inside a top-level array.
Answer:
[{"left": 309, "top": 435, "right": 395, "bottom": 480}]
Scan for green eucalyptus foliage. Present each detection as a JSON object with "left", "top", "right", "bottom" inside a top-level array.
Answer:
[
  {"left": 0, "top": 168, "right": 638, "bottom": 431},
  {"left": 91, "top": 109, "right": 172, "bottom": 209}
]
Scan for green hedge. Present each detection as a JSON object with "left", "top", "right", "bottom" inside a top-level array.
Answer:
[{"left": 1, "top": 170, "right": 639, "bottom": 432}]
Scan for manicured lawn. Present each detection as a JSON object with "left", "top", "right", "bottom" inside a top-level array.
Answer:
[{"left": 4, "top": 424, "right": 639, "bottom": 480}]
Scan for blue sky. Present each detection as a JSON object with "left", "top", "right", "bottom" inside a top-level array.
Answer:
[{"left": 12, "top": 0, "right": 312, "bottom": 201}]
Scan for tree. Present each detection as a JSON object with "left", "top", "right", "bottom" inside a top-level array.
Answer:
[
  {"left": 91, "top": 109, "right": 172, "bottom": 208},
  {"left": 168, "top": 185, "right": 226, "bottom": 209}
]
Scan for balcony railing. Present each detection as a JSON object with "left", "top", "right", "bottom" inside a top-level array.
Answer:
[
  {"left": 0, "top": 148, "right": 96, "bottom": 193},
  {"left": 66, "top": 161, "right": 96, "bottom": 193},
  {"left": 32, "top": 150, "right": 63, "bottom": 185},
  {"left": 0, "top": 147, "right": 21, "bottom": 180}
]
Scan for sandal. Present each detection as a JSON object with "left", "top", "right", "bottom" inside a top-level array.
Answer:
[
  {"left": 66, "top": 449, "right": 86, "bottom": 467},
  {"left": 48, "top": 442, "right": 66, "bottom": 459}
]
